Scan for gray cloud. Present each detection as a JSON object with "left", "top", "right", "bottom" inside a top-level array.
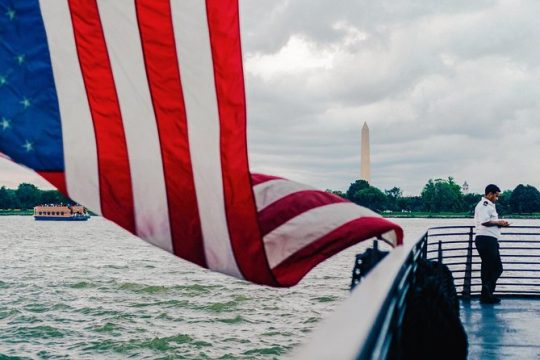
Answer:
[
  {"left": 241, "top": 0, "right": 496, "bottom": 53},
  {"left": 242, "top": 0, "right": 540, "bottom": 194},
  {"left": 2, "top": 0, "right": 540, "bottom": 196}
]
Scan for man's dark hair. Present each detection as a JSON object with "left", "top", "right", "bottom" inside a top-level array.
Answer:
[{"left": 485, "top": 184, "right": 501, "bottom": 195}]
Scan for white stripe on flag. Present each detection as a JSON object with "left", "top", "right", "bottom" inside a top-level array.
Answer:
[
  {"left": 253, "top": 178, "right": 315, "bottom": 211},
  {"left": 380, "top": 229, "right": 398, "bottom": 245},
  {"left": 97, "top": 0, "right": 172, "bottom": 252},
  {"left": 263, "top": 202, "right": 380, "bottom": 268},
  {"left": 39, "top": 0, "right": 102, "bottom": 215},
  {"left": 170, "top": 0, "right": 242, "bottom": 277}
]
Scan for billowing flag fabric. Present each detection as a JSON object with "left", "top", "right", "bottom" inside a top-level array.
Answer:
[{"left": 0, "top": 0, "right": 403, "bottom": 287}]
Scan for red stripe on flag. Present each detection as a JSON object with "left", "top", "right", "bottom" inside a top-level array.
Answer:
[
  {"left": 206, "top": 0, "right": 276, "bottom": 285},
  {"left": 135, "top": 0, "right": 206, "bottom": 267},
  {"left": 258, "top": 190, "right": 348, "bottom": 236},
  {"left": 251, "top": 173, "right": 283, "bottom": 186},
  {"left": 272, "top": 217, "right": 404, "bottom": 287},
  {"left": 68, "top": 0, "right": 136, "bottom": 233},
  {"left": 37, "top": 171, "right": 67, "bottom": 195}
]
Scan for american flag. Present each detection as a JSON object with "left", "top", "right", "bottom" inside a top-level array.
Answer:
[{"left": 0, "top": 0, "right": 403, "bottom": 287}]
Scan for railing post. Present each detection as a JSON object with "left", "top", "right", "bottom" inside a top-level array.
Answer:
[
  {"left": 437, "top": 240, "right": 443, "bottom": 263},
  {"left": 349, "top": 240, "right": 388, "bottom": 290},
  {"left": 422, "top": 232, "right": 428, "bottom": 259},
  {"left": 462, "top": 226, "right": 474, "bottom": 299}
]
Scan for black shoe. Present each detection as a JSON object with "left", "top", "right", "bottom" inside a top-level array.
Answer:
[{"left": 480, "top": 295, "right": 501, "bottom": 304}]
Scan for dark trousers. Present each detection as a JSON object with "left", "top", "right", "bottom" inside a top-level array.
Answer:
[{"left": 475, "top": 235, "right": 503, "bottom": 297}]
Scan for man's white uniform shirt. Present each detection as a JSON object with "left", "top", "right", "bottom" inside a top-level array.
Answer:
[{"left": 474, "top": 197, "right": 500, "bottom": 238}]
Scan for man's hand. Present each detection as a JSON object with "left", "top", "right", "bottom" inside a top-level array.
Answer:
[{"left": 481, "top": 220, "right": 511, "bottom": 227}]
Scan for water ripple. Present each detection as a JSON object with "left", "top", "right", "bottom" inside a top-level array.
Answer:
[{"left": 0, "top": 216, "right": 489, "bottom": 358}]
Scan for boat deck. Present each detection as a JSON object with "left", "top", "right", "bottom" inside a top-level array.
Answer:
[{"left": 461, "top": 298, "right": 540, "bottom": 359}]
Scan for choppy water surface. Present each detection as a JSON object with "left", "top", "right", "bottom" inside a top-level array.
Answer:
[{"left": 1, "top": 217, "right": 536, "bottom": 359}]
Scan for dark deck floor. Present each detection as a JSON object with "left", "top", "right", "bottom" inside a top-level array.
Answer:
[{"left": 461, "top": 298, "right": 540, "bottom": 359}]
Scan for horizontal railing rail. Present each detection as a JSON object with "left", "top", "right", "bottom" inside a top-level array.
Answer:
[
  {"left": 296, "top": 225, "right": 540, "bottom": 359},
  {"left": 425, "top": 225, "right": 540, "bottom": 297},
  {"left": 294, "top": 235, "right": 428, "bottom": 360}
]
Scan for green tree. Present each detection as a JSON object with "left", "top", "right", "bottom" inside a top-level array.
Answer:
[
  {"left": 509, "top": 184, "right": 540, "bottom": 213},
  {"left": 0, "top": 186, "right": 10, "bottom": 208},
  {"left": 397, "top": 196, "right": 424, "bottom": 212},
  {"left": 421, "top": 177, "right": 463, "bottom": 212},
  {"left": 463, "top": 193, "right": 482, "bottom": 214},
  {"left": 385, "top": 187, "right": 402, "bottom": 211},
  {"left": 326, "top": 189, "right": 347, "bottom": 199},
  {"left": 40, "top": 190, "right": 71, "bottom": 205},
  {"left": 15, "top": 183, "right": 41, "bottom": 209},
  {"left": 346, "top": 180, "right": 370, "bottom": 200},
  {"left": 350, "top": 186, "right": 387, "bottom": 212},
  {"left": 0, "top": 186, "right": 20, "bottom": 209},
  {"left": 496, "top": 190, "right": 512, "bottom": 215}
]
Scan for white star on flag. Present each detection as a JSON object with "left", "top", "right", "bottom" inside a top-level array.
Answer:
[
  {"left": 22, "top": 140, "right": 33, "bottom": 152},
  {"left": 6, "top": 8, "right": 15, "bottom": 21},
  {"left": 0, "top": 118, "right": 10, "bottom": 131},
  {"left": 20, "top": 98, "right": 31, "bottom": 109}
]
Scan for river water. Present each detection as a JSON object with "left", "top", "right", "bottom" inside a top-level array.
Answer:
[{"left": 1, "top": 217, "right": 538, "bottom": 359}]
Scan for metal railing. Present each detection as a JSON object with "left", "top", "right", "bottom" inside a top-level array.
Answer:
[
  {"left": 364, "top": 225, "right": 540, "bottom": 358},
  {"left": 426, "top": 226, "right": 540, "bottom": 297},
  {"left": 293, "top": 235, "right": 429, "bottom": 360},
  {"left": 357, "top": 234, "right": 427, "bottom": 360},
  {"left": 296, "top": 226, "right": 540, "bottom": 359}
]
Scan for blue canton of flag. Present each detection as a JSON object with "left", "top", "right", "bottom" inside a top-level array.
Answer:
[{"left": 0, "top": 0, "right": 64, "bottom": 171}]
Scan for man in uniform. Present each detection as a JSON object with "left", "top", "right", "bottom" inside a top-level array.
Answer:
[{"left": 474, "top": 184, "right": 509, "bottom": 304}]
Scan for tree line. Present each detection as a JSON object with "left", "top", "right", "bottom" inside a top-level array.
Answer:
[
  {"left": 2, "top": 179, "right": 540, "bottom": 215},
  {"left": 328, "top": 177, "right": 540, "bottom": 215},
  {"left": 0, "top": 183, "right": 72, "bottom": 210}
]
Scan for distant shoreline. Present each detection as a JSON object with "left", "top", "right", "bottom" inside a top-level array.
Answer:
[
  {"left": 383, "top": 212, "right": 540, "bottom": 219},
  {"left": 2, "top": 210, "right": 539, "bottom": 219},
  {"left": 0, "top": 210, "right": 33, "bottom": 216}
]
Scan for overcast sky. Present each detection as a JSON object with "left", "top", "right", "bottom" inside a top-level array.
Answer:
[{"left": 3, "top": 0, "right": 540, "bottom": 195}]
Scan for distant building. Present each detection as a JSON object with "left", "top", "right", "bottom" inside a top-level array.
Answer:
[
  {"left": 361, "top": 122, "right": 371, "bottom": 183},
  {"left": 462, "top": 181, "right": 469, "bottom": 194}
]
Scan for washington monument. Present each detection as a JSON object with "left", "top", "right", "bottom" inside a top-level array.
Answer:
[{"left": 361, "top": 122, "right": 371, "bottom": 183}]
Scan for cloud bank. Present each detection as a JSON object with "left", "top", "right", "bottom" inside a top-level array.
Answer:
[
  {"left": 241, "top": 0, "right": 540, "bottom": 194},
  {"left": 3, "top": 0, "right": 540, "bottom": 195}
]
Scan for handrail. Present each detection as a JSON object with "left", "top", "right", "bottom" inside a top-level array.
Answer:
[
  {"left": 293, "top": 235, "right": 427, "bottom": 360},
  {"left": 294, "top": 225, "right": 540, "bottom": 359},
  {"left": 426, "top": 225, "right": 540, "bottom": 297}
]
